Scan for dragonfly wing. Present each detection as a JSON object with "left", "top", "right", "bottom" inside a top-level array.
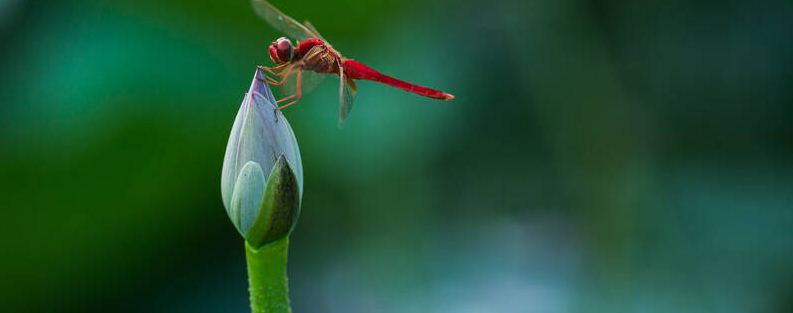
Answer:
[
  {"left": 277, "top": 46, "right": 327, "bottom": 98},
  {"left": 280, "top": 69, "right": 325, "bottom": 99},
  {"left": 303, "top": 21, "right": 325, "bottom": 40},
  {"left": 251, "top": 0, "right": 315, "bottom": 40},
  {"left": 302, "top": 20, "right": 341, "bottom": 56},
  {"left": 338, "top": 64, "right": 356, "bottom": 126}
]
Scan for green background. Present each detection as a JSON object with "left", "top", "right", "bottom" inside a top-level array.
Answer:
[{"left": 1, "top": 0, "right": 792, "bottom": 312}]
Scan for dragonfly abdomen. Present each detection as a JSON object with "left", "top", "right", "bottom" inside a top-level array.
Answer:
[{"left": 343, "top": 60, "right": 454, "bottom": 100}]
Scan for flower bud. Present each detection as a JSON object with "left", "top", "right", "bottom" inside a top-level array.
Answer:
[{"left": 221, "top": 68, "right": 303, "bottom": 248}]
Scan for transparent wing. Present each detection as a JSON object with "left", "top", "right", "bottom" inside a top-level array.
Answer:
[
  {"left": 251, "top": 0, "right": 319, "bottom": 40},
  {"left": 338, "top": 64, "right": 356, "bottom": 126},
  {"left": 279, "top": 69, "right": 325, "bottom": 99},
  {"left": 303, "top": 21, "right": 325, "bottom": 41},
  {"left": 275, "top": 45, "right": 327, "bottom": 99},
  {"left": 303, "top": 20, "right": 340, "bottom": 55}
]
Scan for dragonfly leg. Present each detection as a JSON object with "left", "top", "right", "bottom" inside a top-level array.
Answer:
[
  {"left": 277, "top": 99, "right": 300, "bottom": 110},
  {"left": 272, "top": 63, "right": 290, "bottom": 71},
  {"left": 267, "top": 65, "right": 294, "bottom": 86},
  {"left": 256, "top": 66, "right": 274, "bottom": 82},
  {"left": 257, "top": 64, "right": 292, "bottom": 84},
  {"left": 276, "top": 94, "right": 297, "bottom": 103},
  {"left": 278, "top": 70, "right": 303, "bottom": 110},
  {"left": 259, "top": 74, "right": 279, "bottom": 85},
  {"left": 267, "top": 76, "right": 290, "bottom": 86},
  {"left": 274, "top": 95, "right": 297, "bottom": 121},
  {"left": 266, "top": 76, "right": 281, "bottom": 85},
  {"left": 258, "top": 63, "right": 289, "bottom": 76}
]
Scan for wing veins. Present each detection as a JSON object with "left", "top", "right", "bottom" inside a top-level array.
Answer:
[{"left": 252, "top": 0, "right": 316, "bottom": 40}]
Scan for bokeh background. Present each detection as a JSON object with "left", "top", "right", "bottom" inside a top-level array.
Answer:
[{"left": 1, "top": 0, "right": 792, "bottom": 312}]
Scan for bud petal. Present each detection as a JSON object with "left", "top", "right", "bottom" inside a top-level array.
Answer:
[
  {"left": 230, "top": 161, "right": 266, "bottom": 235},
  {"left": 245, "top": 155, "right": 301, "bottom": 248}
]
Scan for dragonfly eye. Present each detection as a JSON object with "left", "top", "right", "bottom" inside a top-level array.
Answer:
[{"left": 269, "top": 37, "right": 294, "bottom": 64}]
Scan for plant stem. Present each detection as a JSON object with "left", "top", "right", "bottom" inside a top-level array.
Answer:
[{"left": 245, "top": 237, "right": 291, "bottom": 313}]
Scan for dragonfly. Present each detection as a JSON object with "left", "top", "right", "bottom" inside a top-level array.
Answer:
[{"left": 252, "top": 0, "right": 454, "bottom": 124}]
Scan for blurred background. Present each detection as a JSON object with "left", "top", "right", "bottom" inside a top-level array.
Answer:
[{"left": 1, "top": 0, "right": 792, "bottom": 312}]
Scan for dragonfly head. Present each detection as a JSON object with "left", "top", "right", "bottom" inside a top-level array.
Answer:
[{"left": 269, "top": 37, "right": 295, "bottom": 64}]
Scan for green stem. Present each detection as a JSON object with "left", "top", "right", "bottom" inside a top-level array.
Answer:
[{"left": 245, "top": 237, "right": 291, "bottom": 313}]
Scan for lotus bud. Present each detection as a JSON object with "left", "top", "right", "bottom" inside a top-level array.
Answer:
[{"left": 221, "top": 67, "right": 303, "bottom": 248}]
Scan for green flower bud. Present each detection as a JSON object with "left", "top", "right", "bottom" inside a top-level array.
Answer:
[{"left": 221, "top": 68, "right": 303, "bottom": 248}]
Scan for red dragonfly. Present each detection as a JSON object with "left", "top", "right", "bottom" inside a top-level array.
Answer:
[{"left": 252, "top": 0, "right": 454, "bottom": 124}]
